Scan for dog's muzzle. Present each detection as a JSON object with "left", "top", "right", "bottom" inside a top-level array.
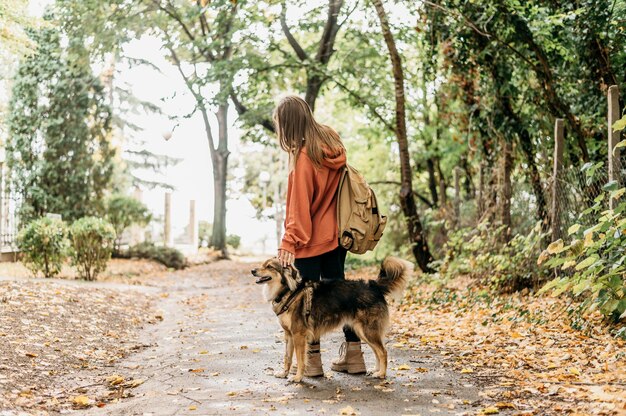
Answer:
[{"left": 251, "top": 268, "right": 271, "bottom": 284}]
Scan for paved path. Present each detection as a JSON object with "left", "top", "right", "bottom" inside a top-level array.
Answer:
[{"left": 82, "top": 260, "right": 480, "bottom": 416}]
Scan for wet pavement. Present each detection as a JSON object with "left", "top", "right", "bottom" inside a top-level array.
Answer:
[{"left": 82, "top": 260, "right": 481, "bottom": 416}]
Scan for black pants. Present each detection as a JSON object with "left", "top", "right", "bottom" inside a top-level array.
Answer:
[{"left": 294, "top": 246, "right": 360, "bottom": 343}]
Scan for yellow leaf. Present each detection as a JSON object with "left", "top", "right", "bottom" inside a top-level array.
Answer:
[
  {"left": 72, "top": 395, "right": 90, "bottom": 407},
  {"left": 584, "top": 231, "right": 594, "bottom": 247},
  {"left": 25, "top": 352, "right": 38, "bottom": 358},
  {"left": 415, "top": 367, "right": 429, "bottom": 372},
  {"left": 561, "top": 260, "right": 576, "bottom": 270},
  {"left": 568, "top": 367, "right": 581, "bottom": 376},
  {"left": 106, "top": 375, "right": 124, "bottom": 385},
  {"left": 546, "top": 239, "right": 564, "bottom": 254},
  {"left": 189, "top": 405, "right": 197, "bottom": 411},
  {"left": 461, "top": 368, "right": 473, "bottom": 374},
  {"left": 189, "top": 368, "right": 205, "bottom": 373},
  {"left": 128, "top": 379, "right": 144, "bottom": 388},
  {"left": 483, "top": 407, "right": 499, "bottom": 414},
  {"left": 227, "top": 391, "right": 237, "bottom": 396},
  {"left": 396, "top": 364, "right": 410, "bottom": 370},
  {"left": 252, "top": 349, "right": 261, "bottom": 353},
  {"left": 199, "top": 350, "right": 209, "bottom": 355}
]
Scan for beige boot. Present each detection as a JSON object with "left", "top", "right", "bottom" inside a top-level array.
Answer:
[
  {"left": 290, "top": 343, "right": 324, "bottom": 377},
  {"left": 331, "top": 342, "right": 366, "bottom": 374}
]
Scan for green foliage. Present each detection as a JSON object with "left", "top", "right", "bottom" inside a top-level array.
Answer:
[
  {"left": 226, "top": 234, "right": 241, "bottom": 250},
  {"left": 69, "top": 217, "right": 116, "bottom": 281},
  {"left": 17, "top": 217, "right": 69, "bottom": 278},
  {"left": 198, "top": 221, "right": 212, "bottom": 248},
  {"left": 128, "top": 242, "right": 187, "bottom": 270},
  {"left": 105, "top": 194, "right": 152, "bottom": 253},
  {"left": 435, "top": 222, "right": 549, "bottom": 293},
  {"left": 541, "top": 189, "right": 626, "bottom": 324},
  {"left": 6, "top": 26, "right": 114, "bottom": 224},
  {"left": 0, "top": 0, "right": 35, "bottom": 56}
]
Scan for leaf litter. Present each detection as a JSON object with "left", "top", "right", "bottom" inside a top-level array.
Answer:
[
  {"left": 0, "top": 277, "right": 156, "bottom": 413},
  {"left": 390, "top": 273, "right": 626, "bottom": 415}
]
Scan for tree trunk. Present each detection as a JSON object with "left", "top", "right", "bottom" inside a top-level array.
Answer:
[
  {"left": 210, "top": 103, "right": 230, "bottom": 258},
  {"left": 499, "top": 140, "right": 513, "bottom": 241},
  {"left": 373, "top": 0, "right": 434, "bottom": 273}
]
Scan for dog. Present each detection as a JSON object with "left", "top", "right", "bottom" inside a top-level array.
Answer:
[{"left": 251, "top": 256, "right": 413, "bottom": 382}]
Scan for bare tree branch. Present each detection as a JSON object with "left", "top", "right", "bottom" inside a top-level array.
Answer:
[
  {"left": 280, "top": 1, "right": 309, "bottom": 61},
  {"left": 315, "top": 0, "right": 344, "bottom": 65},
  {"left": 229, "top": 91, "right": 275, "bottom": 133}
]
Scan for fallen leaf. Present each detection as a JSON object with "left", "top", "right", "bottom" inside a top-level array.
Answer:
[
  {"left": 189, "top": 368, "right": 205, "bottom": 373},
  {"left": 460, "top": 368, "right": 473, "bottom": 374},
  {"left": 106, "top": 374, "right": 124, "bottom": 386},
  {"left": 72, "top": 395, "right": 91, "bottom": 407},
  {"left": 189, "top": 405, "right": 197, "bottom": 411},
  {"left": 495, "top": 402, "right": 516, "bottom": 409},
  {"left": 482, "top": 407, "right": 499, "bottom": 414},
  {"left": 396, "top": 364, "right": 411, "bottom": 370},
  {"left": 127, "top": 379, "right": 144, "bottom": 388}
]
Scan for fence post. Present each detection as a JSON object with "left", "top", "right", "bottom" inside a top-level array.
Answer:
[
  {"left": 608, "top": 85, "right": 621, "bottom": 209},
  {"left": 189, "top": 200, "right": 197, "bottom": 248},
  {"left": 164, "top": 192, "right": 172, "bottom": 246},
  {"left": 551, "top": 119, "right": 565, "bottom": 242}
]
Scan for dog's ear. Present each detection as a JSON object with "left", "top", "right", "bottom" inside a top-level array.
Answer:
[{"left": 283, "top": 265, "right": 301, "bottom": 291}]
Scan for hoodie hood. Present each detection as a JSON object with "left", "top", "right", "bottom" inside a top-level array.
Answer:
[{"left": 321, "top": 147, "right": 346, "bottom": 170}]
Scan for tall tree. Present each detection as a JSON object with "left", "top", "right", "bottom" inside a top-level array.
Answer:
[
  {"left": 372, "top": 0, "right": 434, "bottom": 272},
  {"left": 7, "top": 27, "right": 115, "bottom": 222}
]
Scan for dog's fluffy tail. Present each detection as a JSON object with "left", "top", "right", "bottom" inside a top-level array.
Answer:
[{"left": 376, "top": 256, "right": 414, "bottom": 302}]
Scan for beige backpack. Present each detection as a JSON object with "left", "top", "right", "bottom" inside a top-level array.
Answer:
[{"left": 336, "top": 164, "right": 387, "bottom": 254}]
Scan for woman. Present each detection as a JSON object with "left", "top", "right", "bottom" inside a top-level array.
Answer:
[{"left": 274, "top": 95, "right": 366, "bottom": 377}]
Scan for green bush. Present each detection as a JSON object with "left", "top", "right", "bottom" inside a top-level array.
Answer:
[
  {"left": 128, "top": 242, "right": 187, "bottom": 270},
  {"left": 226, "top": 234, "right": 241, "bottom": 249},
  {"left": 105, "top": 194, "right": 151, "bottom": 254},
  {"left": 69, "top": 217, "right": 116, "bottom": 281},
  {"left": 541, "top": 177, "right": 626, "bottom": 327},
  {"left": 435, "top": 221, "right": 548, "bottom": 292},
  {"left": 17, "top": 217, "right": 69, "bottom": 278}
]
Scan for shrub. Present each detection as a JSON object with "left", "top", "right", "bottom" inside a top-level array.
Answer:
[
  {"left": 105, "top": 194, "right": 151, "bottom": 254},
  {"left": 128, "top": 242, "right": 186, "bottom": 270},
  {"left": 17, "top": 217, "right": 69, "bottom": 278},
  {"left": 226, "top": 234, "right": 241, "bottom": 249},
  {"left": 435, "top": 221, "right": 548, "bottom": 292},
  {"left": 69, "top": 217, "right": 116, "bottom": 281},
  {"left": 540, "top": 179, "right": 626, "bottom": 326}
]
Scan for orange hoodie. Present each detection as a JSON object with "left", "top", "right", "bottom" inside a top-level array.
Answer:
[{"left": 280, "top": 147, "right": 347, "bottom": 258}]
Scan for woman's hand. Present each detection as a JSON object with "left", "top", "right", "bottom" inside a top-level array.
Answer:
[{"left": 277, "top": 249, "right": 295, "bottom": 268}]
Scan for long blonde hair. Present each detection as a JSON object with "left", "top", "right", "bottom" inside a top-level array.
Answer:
[{"left": 273, "top": 95, "right": 344, "bottom": 169}]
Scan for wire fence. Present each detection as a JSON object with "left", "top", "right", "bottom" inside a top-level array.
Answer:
[{"left": 449, "top": 158, "right": 620, "bottom": 247}]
